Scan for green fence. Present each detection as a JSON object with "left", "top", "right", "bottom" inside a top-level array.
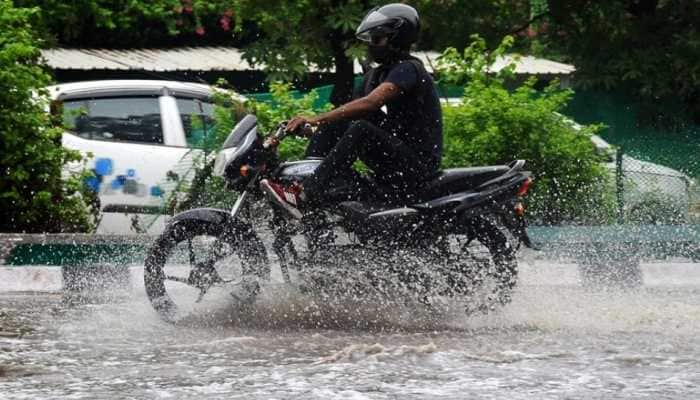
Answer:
[
  {"left": 246, "top": 84, "right": 336, "bottom": 111},
  {"left": 565, "top": 90, "right": 700, "bottom": 223},
  {"left": 244, "top": 78, "right": 465, "bottom": 111},
  {"left": 566, "top": 89, "right": 700, "bottom": 178}
]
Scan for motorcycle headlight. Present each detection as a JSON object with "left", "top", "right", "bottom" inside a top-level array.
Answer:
[{"left": 213, "top": 147, "right": 238, "bottom": 177}]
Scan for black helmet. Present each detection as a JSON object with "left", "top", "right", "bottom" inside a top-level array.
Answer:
[{"left": 355, "top": 4, "right": 420, "bottom": 51}]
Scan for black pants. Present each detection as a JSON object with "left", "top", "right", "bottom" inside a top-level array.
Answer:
[{"left": 303, "top": 120, "right": 435, "bottom": 205}]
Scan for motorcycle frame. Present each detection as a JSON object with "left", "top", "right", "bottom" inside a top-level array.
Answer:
[{"left": 167, "top": 117, "right": 534, "bottom": 256}]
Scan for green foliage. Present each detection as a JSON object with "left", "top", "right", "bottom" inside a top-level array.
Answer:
[
  {"left": 20, "top": 0, "right": 700, "bottom": 122},
  {"left": 436, "top": 36, "right": 615, "bottom": 224},
  {"left": 243, "top": 82, "right": 331, "bottom": 161},
  {"left": 539, "top": 0, "right": 700, "bottom": 122},
  {"left": 229, "top": 0, "right": 381, "bottom": 104},
  {"left": 170, "top": 81, "right": 329, "bottom": 212},
  {"left": 16, "top": 0, "right": 237, "bottom": 47},
  {"left": 0, "top": 1, "right": 93, "bottom": 233},
  {"left": 208, "top": 81, "right": 331, "bottom": 161},
  {"left": 415, "top": 0, "right": 531, "bottom": 52},
  {"left": 208, "top": 86, "right": 249, "bottom": 151},
  {"left": 171, "top": 156, "right": 237, "bottom": 212},
  {"left": 229, "top": 0, "right": 371, "bottom": 81}
]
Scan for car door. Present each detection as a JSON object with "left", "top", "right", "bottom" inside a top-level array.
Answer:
[{"left": 60, "top": 93, "right": 196, "bottom": 234}]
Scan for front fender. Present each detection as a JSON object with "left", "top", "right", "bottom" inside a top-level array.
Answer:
[
  {"left": 168, "top": 207, "right": 259, "bottom": 239},
  {"left": 159, "top": 207, "right": 270, "bottom": 279},
  {"left": 170, "top": 207, "right": 232, "bottom": 226}
]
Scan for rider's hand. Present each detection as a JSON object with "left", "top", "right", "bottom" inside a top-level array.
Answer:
[
  {"left": 263, "top": 136, "right": 280, "bottom": 148},
  {"left": 286, "top": 116, "right": 318, "bottom": 137}
]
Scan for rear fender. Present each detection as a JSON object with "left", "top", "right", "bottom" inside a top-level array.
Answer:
[
  {"left": 476, "top": 160, "right": 527, "bottom": 189},
  {"left": 415, "top": 176, "right": 522, "bottom": 214},
  {"left": 442, "top": 199, "right": 535, "bottom": 249}
]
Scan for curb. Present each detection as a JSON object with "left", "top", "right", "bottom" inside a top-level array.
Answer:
[{"left": 0, "top": 233, "right": 153, "bottom": 266}]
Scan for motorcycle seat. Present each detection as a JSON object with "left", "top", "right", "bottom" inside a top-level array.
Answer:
[{"left": 420, "top": 166, "right": 510, "bottom": 199}]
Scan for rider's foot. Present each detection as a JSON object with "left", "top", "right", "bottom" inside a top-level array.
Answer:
[{"left": 260, "top": 179, "right": 304, "bottom": 219}]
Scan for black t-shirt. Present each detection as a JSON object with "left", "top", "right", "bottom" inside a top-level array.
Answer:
[{"left": 364, "top": 59, "right": 443, "bottom": 171}]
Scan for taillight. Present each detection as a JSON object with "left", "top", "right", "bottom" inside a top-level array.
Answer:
[
  {"left": 517, "top": 177, "right": 533, "bottom": 196},
  {"left": 514, "top": 202, "right": 525, "bottom": 216}
]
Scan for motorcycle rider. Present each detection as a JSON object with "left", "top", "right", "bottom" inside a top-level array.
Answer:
[{"left": 261, "top": 3, "right": 443, "bottom": 219}]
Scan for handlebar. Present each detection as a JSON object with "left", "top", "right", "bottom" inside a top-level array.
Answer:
[
  {"left": 262, "top": 122, "right": 288, "bottom": 149},
  {"left": 262, "top": 122, "right": 315, "bottom": 149},
  {"left": 273, "top": 122, "right": 289, "bottom": 141}
]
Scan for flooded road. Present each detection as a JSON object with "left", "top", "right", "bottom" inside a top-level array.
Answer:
[{"left": 1, "top": 260, "right": 699, "bottom": 399}]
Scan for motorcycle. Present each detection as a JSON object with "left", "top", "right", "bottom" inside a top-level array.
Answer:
[{"left": 144, "top": 114, "right": 534, "bottom": 320}]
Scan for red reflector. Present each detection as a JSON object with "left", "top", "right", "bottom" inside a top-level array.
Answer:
[
  {"left": 240, "top": 164, "right": 250, "bottom": 177},
  {"left": 517, "top": 177, "right": 533, "bottom": 196},
  {"left": 515, "top": 202, "right": 525, "bottom": 216}
]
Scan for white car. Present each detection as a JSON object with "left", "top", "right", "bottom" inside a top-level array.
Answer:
[{"left": 49, "top": 80, "right": 230, "bottom": 234}]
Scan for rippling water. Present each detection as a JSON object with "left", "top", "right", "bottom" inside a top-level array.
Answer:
[{"left": 1, "top": 260, "right": 699, "bottom": 399}]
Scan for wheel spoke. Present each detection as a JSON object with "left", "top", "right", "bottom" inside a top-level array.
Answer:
[
  {"left": 144, "top": 224, "right": 268, "bottom": 319},
  {"left": 164, "top": 243, "right": 230, "bottom": 296},
  {"left": 195, "top": 289, "right": 207, "bottom": 303},
  {"left": 208, "top": 239, "right": 227, "bottom": 261},
  {"left": 188, "top": 239, "right": 196, "bottom": 266}
]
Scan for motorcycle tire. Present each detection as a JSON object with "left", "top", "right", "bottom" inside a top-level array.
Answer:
[
  {"left": 444, "top": 216, "right": 518, "bottom": 314},
  {"left": 144, "top": 218, "right": 268, "bottom": 320},
  {"left": 294, "top": 216, "right": 518, "bottom": 316}
]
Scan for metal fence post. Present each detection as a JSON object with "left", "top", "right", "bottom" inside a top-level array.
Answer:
[{"left": 616, "top": 146, "right": 625, "bottom": 224}]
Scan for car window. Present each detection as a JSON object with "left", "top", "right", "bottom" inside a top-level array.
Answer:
[
  {"left": 176, "top": 98, "right": 216, "bottom": 149},
  {"left": 62, "top": 96, "right": 163, "bottom": 144}
]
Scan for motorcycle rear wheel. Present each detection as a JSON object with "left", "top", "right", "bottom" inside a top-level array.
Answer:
[
  {"left": 294, "top": 216, "right": 517, "bottom": 315},
  {"left": 144, "top": 219, "right": 268, "bottom": 320},
  {"left": 440, "top": 216, "right": 518, "bottom": 314}
]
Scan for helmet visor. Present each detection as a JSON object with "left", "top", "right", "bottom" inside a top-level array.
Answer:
[
  {"left": 355, "top": 10, "right": 400, "bottom": 42},
  {"left": 357, "top": 26, "right": 398, "bottom": 44}
]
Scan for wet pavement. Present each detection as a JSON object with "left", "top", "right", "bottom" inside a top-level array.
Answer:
[{"left": 1, "top": 260, "right": 699, "bottom": 399}]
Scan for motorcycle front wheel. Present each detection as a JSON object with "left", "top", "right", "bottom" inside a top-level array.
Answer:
[{"left": 144, "top": 219, "right": 268, "bottom": 320}]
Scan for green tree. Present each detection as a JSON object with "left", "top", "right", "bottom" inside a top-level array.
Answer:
[
  {"left": 531, "top": 1, "right": 700, "bottom": 123},
  {"left": 231, "top": 0, "right": 533, "bottom": 106},
  {"left": 416, "top": 0, "right": 533, "bottom": 51},
  {"left": 15, "top": 0, "right": 241, "bottom": 47},
  {"left": 229, "top": 0, "right": 380, "bottom": 106},
  {"left": 20, "top": 0, "right": 374, "bottom": 104},
  {"left": 19, "top": 0, "right": 538, "bottom": 108},
  {"left": 436, "top": 36, "right": 615, "bottom": 224},
  {"left": 0, "top": 0, "right": 93, "bottom": 232}
]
